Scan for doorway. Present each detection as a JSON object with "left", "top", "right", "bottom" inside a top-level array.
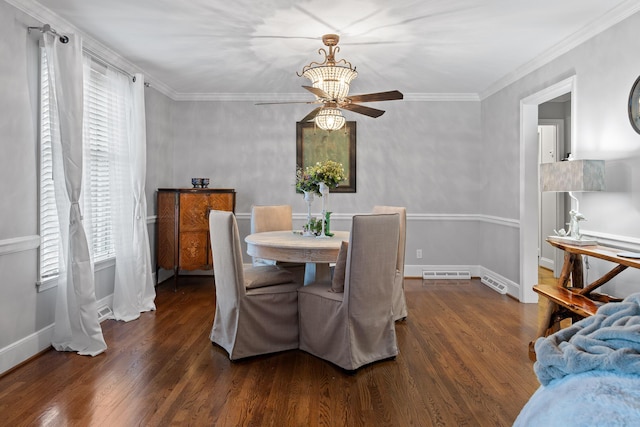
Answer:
[
  {"left": 519, "top": 76, "right": 576, "bottom": 303},
  {"left": 538, "top": 115, "right": 568, "bottom": 277}
]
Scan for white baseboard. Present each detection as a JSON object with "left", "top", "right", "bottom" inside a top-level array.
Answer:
[
  {"left": 0, "top": 324, "right": 54, "bottom": 376},
  {"left": 156, "top": 269, "right": 174, "bottom": 285},
  {"left": 155, "top": 269, "right": 215, "bottom": 287},
  {"left": 539, "top": 257, "right": 554, "bottom": 271},
  {"left": 405, "top": 264, "right": 520, "bottom": 299},
  {"left": 0, "top": 263, "right": 521, "bottom": 375},
  {"left": 0, "top": 292, "right": 115, "bottom": 376},
  {"left": 405, "top": 264, "right": 482, "bottom": 278},
  {"left": 477, "top": 267, "right": 520, "bottom": 297}
]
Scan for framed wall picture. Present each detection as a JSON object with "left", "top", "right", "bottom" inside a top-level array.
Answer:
[
  {"left": 629, "top": 75, "right": 640, "bottom": 135},
  {"left": 296, "top": 122, "right": 356, "bottom": 193}
]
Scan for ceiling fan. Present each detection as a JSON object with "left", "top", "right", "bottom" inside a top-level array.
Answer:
[{"left": 257, "top": 34, "right": 403, "bottom": 131}]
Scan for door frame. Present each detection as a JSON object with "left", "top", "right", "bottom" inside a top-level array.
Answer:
[{"left": 519, "top": 76, "right": 576, "bottom": 303}]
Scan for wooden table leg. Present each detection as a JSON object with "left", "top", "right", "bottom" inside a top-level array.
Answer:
[
  {"left": 529, "top": 252, "right": 583, "bottom": 361},
  {"left": 558, "top": 251, "right": 573, "bottom": 287},
  {"left": 571, "top": 253, "right": 584, "bottom": 288},
  {"left": 529, "top": 299, "right": 559, "bottom": 361}
]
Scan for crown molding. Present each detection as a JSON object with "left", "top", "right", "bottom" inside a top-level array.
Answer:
[
  {"left": 6, "top": 0, "right": 71, "bottom": 32},
  {"left": 171, "top": 92, "right": 480, "bottom": 102},
  {"left": 9, "top": 0, "right": 475, "bottom": 103},
  {"left": 480, "top": 0, "right": 640, "bottom": 100},
  {"left": 172, "top": 92, "right": 312, "bottom": 102},
  {"left": 10, "top": 0, "right": 638, "bottom": 103},
  {"left": 7, "top": 0, "right": 176, "bottom": 99},
  {"left": 404, "top": 93, "right": 479, "bottom": 102}
]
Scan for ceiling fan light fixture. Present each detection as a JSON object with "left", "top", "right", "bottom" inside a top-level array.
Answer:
[
  {"left": 298, "top": 34, "right": 357, "bottom": 100},
  {"left": 315, "top": 108, "right": 345, "bottom": 131},
  {"left": 257, "top": 34, "right": 402, "bottom": 126},
  {"left": 302, "top": 66, "right": 357, "bottom": 100}
]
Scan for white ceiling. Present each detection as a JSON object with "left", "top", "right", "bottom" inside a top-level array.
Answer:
[{"left": 17, "top": 0, "right": 639, "bottom": 100}]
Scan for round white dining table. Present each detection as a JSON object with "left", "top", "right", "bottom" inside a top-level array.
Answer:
[{"left": 245, "top": 230, "right": 349, "bottom": 285}]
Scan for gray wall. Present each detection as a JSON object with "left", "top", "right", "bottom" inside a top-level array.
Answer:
[
  {"left": 0, "top": 1, "right": 168, "bottom": 374},
  {"left": 144, "top": 86, "right": 175, "bottom": 266},
  {"left": 170, "top": 100, "right": 483, "bottom": 213},
  {"left": 168, "top": 99, "right": 483, "bottom": 269},
  {"left": 2, "top": 0, "right": 640, "bottom": 374},
  {"left": 480, "top": 11, "right": 640, "bottom": 297},
  {"left": 0, "top": 1, "right": 47, "bottom": 374}
]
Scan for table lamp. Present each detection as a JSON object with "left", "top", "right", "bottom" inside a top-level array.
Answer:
[{"left": 539, "top": 158, "right": 605, "bottom": 246}]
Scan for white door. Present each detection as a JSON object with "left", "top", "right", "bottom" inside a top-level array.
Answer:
[{"left": 538, "top": 122, "right": 565, "bottom": 277}]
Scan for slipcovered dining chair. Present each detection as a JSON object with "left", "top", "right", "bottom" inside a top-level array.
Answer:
[
  {"left": 209, "top": 210, "right": 301, "bottom": 360},
  {"left": 250, "top": 205, "right": 295, "bottom": 265},
  {"left": 372, "top": 205, "right": 408, "bottom": 321},
  {"left": 250, "top": 204, "right": 305, "bottom": 279},
  {"left": 298, "top": 214, "right": 400, "bottom": 371}
]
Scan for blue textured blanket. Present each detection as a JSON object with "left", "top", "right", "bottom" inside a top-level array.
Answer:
[
  {"left": 514, "top": 371, "right": 640, "bottom": 426},
  {"left": 534, "top": 292, "right": 640, "bottom": 386}
]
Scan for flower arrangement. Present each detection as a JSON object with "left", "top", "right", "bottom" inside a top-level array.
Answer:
[
  {"left": 295, "top": 166, "right": 320, "bottom": 194},
  {"left": 309, "top": 160, "right": 346, "bottom": 188},
  {"left": 302, "top": 215, "right": 332, "bottom": 236},
  {"left": 303, "top": 217, "right": 323, "bottom": 236}
]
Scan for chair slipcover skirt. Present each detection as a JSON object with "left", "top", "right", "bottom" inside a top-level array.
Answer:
[
  {"left": 298, "top": 214, "right": 400, "bottom": 370},
  {"left": 209, "top": 210, "right": 300, "bottom": 360},
  {"left": 372, "top": 206, "right": 408, "bottom": 321}
]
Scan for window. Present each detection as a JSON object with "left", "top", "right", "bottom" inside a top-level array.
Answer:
[
  {"left": 38, "top": 49, "right": 125, "bottom": 285},
  {"left": 84, "top": 61, "right": 118, "bottom": 263},
  {"left": 38, "top": 47, "right": 59, "bottom": 282}
]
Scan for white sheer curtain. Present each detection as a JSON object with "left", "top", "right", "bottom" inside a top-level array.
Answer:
[
  {"left": 45, "top": 34, "right": 107, "bottom": 356},
  {"left": 111, "top": 71, "right": 156, "bottom": 321}
]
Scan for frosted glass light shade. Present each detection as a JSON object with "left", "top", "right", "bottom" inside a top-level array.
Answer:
[{"left": 314, "top": 108, "right": 345, "bottom": 131}]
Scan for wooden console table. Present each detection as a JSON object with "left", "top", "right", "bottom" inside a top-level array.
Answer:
[
  {"left": 529, "top": 239, "right": 640, "bottom": 360},
  {"left": 156, "top": 188, "right": 236, "bottom": 289}
]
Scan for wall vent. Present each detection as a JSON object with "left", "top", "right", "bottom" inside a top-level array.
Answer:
[
  {"left": 422, "top": 270, "right": 471, "bottom": 280},
  {"left": 97, "top": 305, "right": 114, "bottom": 322},
  {"left": 481, "top": 275, "right": 508, "bottom": 294}
]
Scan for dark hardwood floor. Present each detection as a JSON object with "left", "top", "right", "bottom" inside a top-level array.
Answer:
[{"left": 0, "top": 277, "right": 540, "bottom": 426}]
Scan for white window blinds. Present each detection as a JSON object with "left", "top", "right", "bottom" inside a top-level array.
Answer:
[
  {"left": 38, "top": 47, "right": 59, "bottom": 280},
  {"left": 85, "top": 62, "right": 117, "bottom": 263},
  {"left": 39, "top": 50, "right": 124, "bottom": 282}
]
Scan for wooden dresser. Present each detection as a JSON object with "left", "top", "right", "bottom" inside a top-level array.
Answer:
[{"left": 156, "top": 188, "right": 236, "bottom": 288}]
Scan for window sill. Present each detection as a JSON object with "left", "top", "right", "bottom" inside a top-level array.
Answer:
[{"left": 36, "top": 257, "right": 116, "bottom": 293}]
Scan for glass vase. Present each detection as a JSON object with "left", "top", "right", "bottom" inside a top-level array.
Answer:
[
  {"left": 324, "top": 211, "right": 334, "bottom": 237},
  {"left": 317, "top": 182, "right": 330, "bottom": 239},
  {"left": 302, "top": 191, "right": 315, "bottom": 237}
]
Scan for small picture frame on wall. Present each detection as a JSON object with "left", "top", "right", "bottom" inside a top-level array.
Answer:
[
  {"left": 296, "top": 121, "right": 356, "bottom": 193},
  {"left": 628, "top": 75, "right": 640, "bottom": 135}
]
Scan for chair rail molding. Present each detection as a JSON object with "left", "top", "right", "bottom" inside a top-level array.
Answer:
[
  {"left": 251, "top": 212, "right": 520, "bottom": 228},
  {"left": 0, "top": 235, "right": 40, "bottom": 256},
  {"left": 580, "top": 229, "right": 640, "bottom": 252}
]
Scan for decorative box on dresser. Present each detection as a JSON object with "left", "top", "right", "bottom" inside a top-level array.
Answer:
[{"left": 156, "top": 188, "right": 236, "bottom": 289}]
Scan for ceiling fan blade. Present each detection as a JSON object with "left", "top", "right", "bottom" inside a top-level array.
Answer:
[
  {"left": 302, "top": 85, "right": 330, "bottom": 99},
  {"left": 341, "top": 103, "right": 385, "bottom": 118},
  {"left": 300, "top": 107, "right": 323, "bottom": 123},
  {"left": 255, "top": 101, "right": 317, "bottom": 105},
  {"left": 347, "top": 90, "right": 404, "bottom": 103}
]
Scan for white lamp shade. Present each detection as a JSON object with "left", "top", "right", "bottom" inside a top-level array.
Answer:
[{"left": 540, "top": 159, "right": 605, "bottom": 192}]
